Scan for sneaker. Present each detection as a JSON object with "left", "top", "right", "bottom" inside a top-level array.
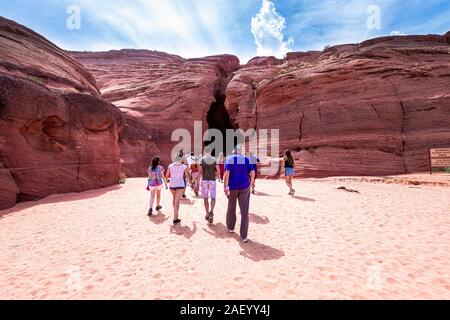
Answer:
[
  {"left": 173, "top": 219, "right": 181, "bottom": 225},
  {"left": 227, "top": 229, "right": 235, "bottom": 234},
  {"left": 241, "top": 238, "right": 249, "bottom": 243},
  {"left": 208, "top": 212, "right": 214, "bottom": 224},
  {"left": 291, "top": 189, "right": 296, "bottom": 197},
  {"left": 205, "top": 213, "right": 210, "bottom": 221},
  {"left": 155, "top": 205, "right": 162, "bottom": 211},
  {"left": 148, "top": 208, "right": 153, "bottom": 216}
]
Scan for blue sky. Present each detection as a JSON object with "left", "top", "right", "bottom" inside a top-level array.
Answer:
[{"left": 0, "top": 0, "right": 449, "bottom": 63}]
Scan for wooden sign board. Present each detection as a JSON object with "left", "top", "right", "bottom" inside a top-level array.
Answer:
[{"left": 429, "top": 148, "right": 450, "bottom": 174}]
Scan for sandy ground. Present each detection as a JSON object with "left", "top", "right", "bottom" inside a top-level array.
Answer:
[{"left": 1, "top": 175, "right": 449, "bottom": 300}]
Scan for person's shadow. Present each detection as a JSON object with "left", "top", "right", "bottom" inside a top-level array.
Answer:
[
  {"left": 239, "top": 241, "right": 285, "bottom": 262},
  {"left": 180, "top": 198, "right": 195, "bottom": 206},
  {"left": 249, "top": 213, "right": 270, "bottom": 225},
  {"left": 204, "top": 223, "right": 239, "bottom": 240},
  {"left": 170, "top": 223, "right": 197, "bottom": 239},
  {"left": 204, "top": 223, "right": 284, "bottom": 262},
  {"left": 148, "top": 212, "right": 169, "bottom": 225},
  {"left": 253, "top": 191, "right": 281, "bottom": 198},
  {"left": 292, "top": 196, "right": 315, "bottom": 202}
]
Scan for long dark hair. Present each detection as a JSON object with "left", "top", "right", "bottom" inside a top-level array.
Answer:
[
  {"left": 285, "top": 150, "right": 293, "bottom": 160},
  {"left": 151, "top": 156, "right": 160, "bottom": 171},
  {"left": 285, "top": 150, "right": 294, "bottom": 166}
]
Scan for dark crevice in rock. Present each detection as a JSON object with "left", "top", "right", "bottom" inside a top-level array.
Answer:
[
  {"left": 371, "top": 104, "right": 382, "bottom": 119},
  {"left": 252, "top": 84, "right": 258, "bottom": 131},
  {"left": 295, "top": 102, "right": 305, "bottom": 145},
  {"left": 206, "top": 92, "right": 235, "bottom": 155},
  {"left": 388, "top": 80, "right": 408, "bottom": 173},
  {"left": 415, "top": 107, "right": 437, "bottom": 112}
]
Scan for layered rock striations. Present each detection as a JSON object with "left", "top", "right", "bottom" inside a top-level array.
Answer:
[
  {"left": 226, "top": 33, "right": 450, "bottom": 177},
  {"left": 0, "top": 17, "right": 123, "bottom": 210},
  {"left": 72, "top": 50, "right": 240, "bottom": 175},
  {"left": 2, "top": 16, "right": 449, "bottom": 212}
]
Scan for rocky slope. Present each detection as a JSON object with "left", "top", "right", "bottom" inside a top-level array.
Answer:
[
  {"left": 0, "top": 17, "right": 123, "bottom": 210},
  {"left": 72, "top": 50, "right": 240, "bottom": 176},
  {"left": 227, "top": 33, "right": 450, "bottom": 177}
]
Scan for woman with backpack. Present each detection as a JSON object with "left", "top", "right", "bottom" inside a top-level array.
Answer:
[
  {"left": 147, "top": 156, "right": 168, "bottom": 216},
  {"left": 284, "top": 150, "right": 296, "bottom": 197}
]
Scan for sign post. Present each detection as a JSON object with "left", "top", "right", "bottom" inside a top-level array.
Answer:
[{"left": 429, "top": 148, "right": 450, "bottom": 174}]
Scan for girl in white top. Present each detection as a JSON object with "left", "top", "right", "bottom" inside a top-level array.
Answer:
[{"left": 166, "top": 154, "right": 190, "bottom": 225}]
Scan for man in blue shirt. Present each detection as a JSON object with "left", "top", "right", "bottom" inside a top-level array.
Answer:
[{"left": 223, "top": 145, "right": 255, "bottom": 243}]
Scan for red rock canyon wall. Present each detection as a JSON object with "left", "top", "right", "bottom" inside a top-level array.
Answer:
[
  {"left": 1, "top": 16, "right": 449, "bottom": 210},
  {"left": 0, "top": 17, "right": 123, "bottom": 210}
]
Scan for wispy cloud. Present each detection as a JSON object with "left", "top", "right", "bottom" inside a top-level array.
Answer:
[
  {"left": 74, "top": 0, "right": 235, "bottom": 58},
  {"left": 251, "top": 0, "right": 294, "bottom": 58},
  {"left": 286, "top": 0, "right": 450, "bottom": 51}
]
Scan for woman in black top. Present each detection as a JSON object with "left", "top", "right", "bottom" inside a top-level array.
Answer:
[{"left": 284, "top": 150, "right": 296, "bottom": 196}]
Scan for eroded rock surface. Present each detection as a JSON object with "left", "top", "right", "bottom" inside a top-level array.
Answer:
[
  {"left": 226, "top": 33, "right": 450, "bottom": 177},
  {"left": 73, "top": 50, "right": 240, "bottom": 174},
  {"left": 0, "top": 17, "right": 123, "bottom": 210}
]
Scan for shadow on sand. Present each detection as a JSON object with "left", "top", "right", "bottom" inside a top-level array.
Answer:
[
  {"left": 204, "top": 223, "right": 284, "bottom": 262},
  {"left": 292, "top": 196, "right": 315, "bottom": 202},
  {"left": 253, "top": 191, "right": 281, "bottom": 198},
  {"left": 0, "top": 185, "right": 122, "bottom": 218},
  {"left": 148, "top": 212, "right": 170, "bottom": 225},
  {"left": 170, "top": 222, "right": 197, "bottom": 239},
  {"left": 249, "top": 213, "right": 270, "bottom": 225},
  {"left": 180, "top": 198, "right": 195, "bottom": 206}
]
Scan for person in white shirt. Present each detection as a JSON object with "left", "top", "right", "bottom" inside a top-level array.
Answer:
[{"left": 166, "top": 153, "right": 191, "bottom": 225}]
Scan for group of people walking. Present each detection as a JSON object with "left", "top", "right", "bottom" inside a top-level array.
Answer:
[{"left": 146, "top": 146, "right": 297, "bottom": 243}]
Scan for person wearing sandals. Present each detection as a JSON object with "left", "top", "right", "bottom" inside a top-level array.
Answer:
[
  {"left": 217, "top": 152, "right": 225, "bottom": 183},
  {"left": 166, "top": 152, "right": 190, "bottom": 225},
  {"left": 190, "top": 159, "right": 201, "bottom": 196},
  {"left": 199, "top": 146, "right": 220, "bottom": 224},
  {"left": 284, "top": 150, "right": 296, "bottom": 196},
  {"left": 249, "top": 152, "right": 261, "bottom": 194},
  {"left": 147, "top": 156, "right": 168, "bottom": 216},
  {"left": 179, "top": 150, "right": 189, "bottom": 199}
]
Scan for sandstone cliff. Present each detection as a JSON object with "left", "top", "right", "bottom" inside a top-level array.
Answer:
[
  {"left": 72, "top": 50, "right": 240, "bottom": 176},
  {"left": 0, "top": 17, "right": 123, "bottom": 210},
  {"left": 74, "top": 32, "right": 450, "bottom": 179},
  {"left": 227, "top": 33, "right": 450, "bottom": 177},
  {"left": 2, "top": 17, "right": 449, "bottom": 212}
]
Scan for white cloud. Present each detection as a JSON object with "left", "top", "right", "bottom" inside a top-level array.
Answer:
[{"left": 251, "top": 0, "right": 294, "bottom": 58}]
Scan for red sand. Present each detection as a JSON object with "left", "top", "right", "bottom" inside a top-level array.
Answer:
[{"left": 1, "top": 175, "right": 449, "bottom": 300}]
